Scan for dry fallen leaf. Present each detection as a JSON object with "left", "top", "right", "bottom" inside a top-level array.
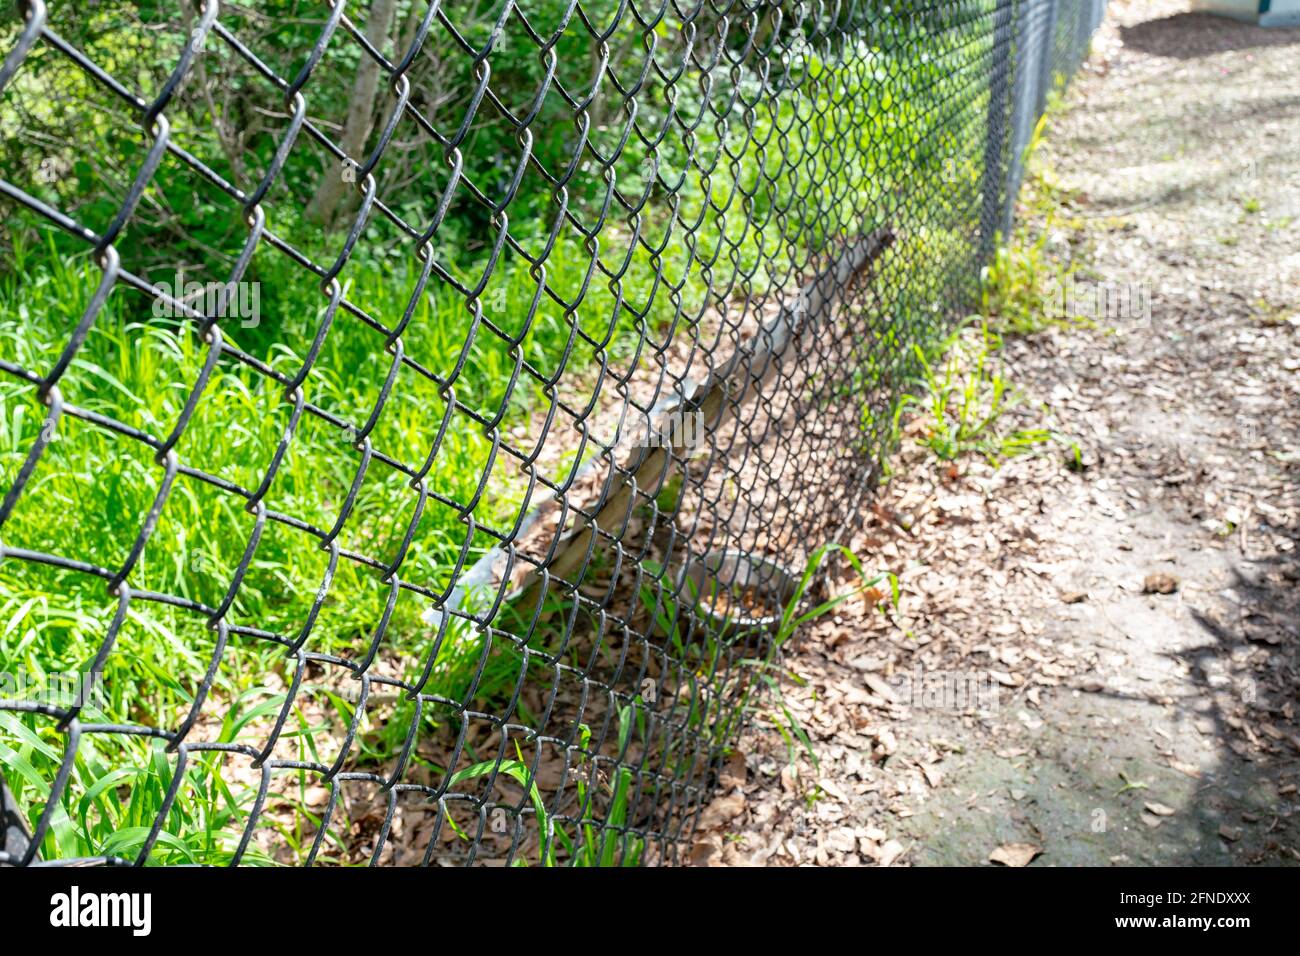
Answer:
[
  {"left": 863, "top": 672, "right": 901, "bottom": 703},
  {"left": 698, "top": 791, "right": 746, "bottom": 830},
  {"left": 689, "top": 839, "right": 722, "bottom": 867},
  {"left": 1017, "top": 710, "right": 1044, "bottom": 731},
  {"left": 877, "top": 839, "right": 906, "bottom": 867},
  {"left": 1142, "top": 572, "right": 1179, "bottom": 594},
  {"left": 989, "top": 842, "right": 1042, "bottom": 867},
  {"left": 825, "top": 827, "right": 857, "bottom": 854},
  {"left": 718, "top": 751, "right": 748, "bottom": 791},
  {"left": 860, "top": 586, "right": 887, "bottom": 611}
]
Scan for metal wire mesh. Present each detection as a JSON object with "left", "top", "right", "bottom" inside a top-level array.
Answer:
[{"left": 0, "top": 0, "right": 1104, "bottom": 866}]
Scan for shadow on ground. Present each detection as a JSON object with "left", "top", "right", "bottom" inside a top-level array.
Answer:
[
  {"left": 1120, "top": 12, "right": 1300, "bottom": 59},
  {"left": 896, "top": 500, "right": 1299, "bottom": 867}
]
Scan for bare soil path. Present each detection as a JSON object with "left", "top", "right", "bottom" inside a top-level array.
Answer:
[{"left": 691, "top": 0, "right": 1300, "bottom": 867}]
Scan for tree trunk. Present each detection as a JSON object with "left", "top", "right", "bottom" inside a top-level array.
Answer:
[{"left": 305, "top": 0, "right": 399, "bottom": 227}]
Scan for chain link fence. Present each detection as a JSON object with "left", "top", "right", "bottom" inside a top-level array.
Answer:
[{"left": 0, "top": 0, "right": 1104, "bottom": 867}]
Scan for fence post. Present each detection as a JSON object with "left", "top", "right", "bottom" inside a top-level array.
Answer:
[
  {"left": 1001, "top": 0, "right": 1037, "bottom": 240},
  {"left": 1037, "top": 0, "right": 1062, "bottom": 115},
  {"left": 980, "top": 0, "right": 1016, "bottom": 263}
]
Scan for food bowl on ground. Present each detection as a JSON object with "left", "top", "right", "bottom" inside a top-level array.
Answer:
[{"left": 679, "top": 549, "right": 798, "bottom": 631}]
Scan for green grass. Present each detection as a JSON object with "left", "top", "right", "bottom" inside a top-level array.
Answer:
[
  {"left": 904, "top": 319, "right": 1058, "bottom": 465},
  {"left": 553, "top": 713, "right": 645, "bottom": 868},
  {"left": 737, "top": 544, "right": 896, "bottom": 770},
  {"left": 904, "top": 100, "right": 1088, "bottom": 472},
  {"left": 977, "top": 110, "right": 1084, "bottom": 336}
]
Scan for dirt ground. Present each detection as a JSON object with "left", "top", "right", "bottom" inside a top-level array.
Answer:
[{"left": 690, "top": 0, "right": 1300, "bottom": 867}]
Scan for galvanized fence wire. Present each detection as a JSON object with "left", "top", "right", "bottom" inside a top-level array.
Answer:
[{"left": 0, "top": 0, "right": 1103, "bottom": 867}]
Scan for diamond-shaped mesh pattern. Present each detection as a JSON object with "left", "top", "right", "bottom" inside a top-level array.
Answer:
[{"left": 0, "top": 0, "right": 1104, "bottom": 866}]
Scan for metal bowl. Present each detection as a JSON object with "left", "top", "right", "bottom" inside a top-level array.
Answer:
[{"left": 680, "top": 549, "right": 798, "bottom": 630}]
